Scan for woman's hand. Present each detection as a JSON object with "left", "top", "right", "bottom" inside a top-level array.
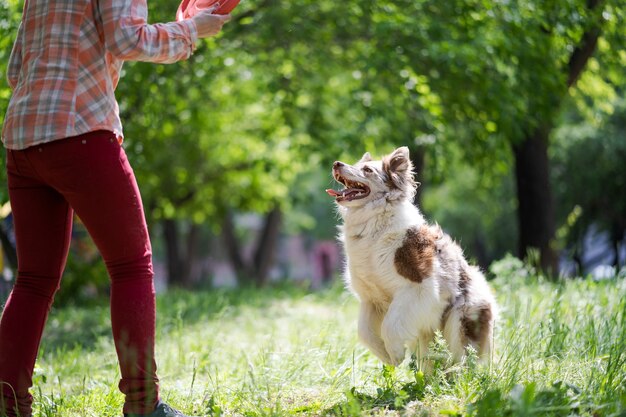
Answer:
[{"left": 192, "top": 9, "right": 231, "bottom": 38}]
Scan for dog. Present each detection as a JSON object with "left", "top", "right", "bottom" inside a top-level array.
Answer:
[{"left": 327, "top": 146, "right": 497, "bottom": 367}]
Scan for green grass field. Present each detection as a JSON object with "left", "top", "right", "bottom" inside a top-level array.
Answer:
[{"left": 23, "top": 265, "right": 626, "bottom": 417}]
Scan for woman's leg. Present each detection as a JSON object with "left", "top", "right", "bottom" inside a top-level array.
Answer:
[
  {"left": 0, "top": 149, "right": 74, "bottom": 417},
  {"left": 31, "top": 132, "right": 160, "bottom": 415}
]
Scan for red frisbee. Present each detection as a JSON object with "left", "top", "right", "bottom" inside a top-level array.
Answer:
[{"left": 176, "top": 0, "right": 240, "bottom": 21}]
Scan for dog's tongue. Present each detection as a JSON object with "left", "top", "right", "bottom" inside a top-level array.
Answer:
[{"left": 326, "top": 188, "right": 364, "bottom": 201}]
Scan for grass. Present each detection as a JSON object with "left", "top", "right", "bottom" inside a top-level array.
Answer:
[{"left": 19, "top": 265, "right": 626, "bottom": 416}]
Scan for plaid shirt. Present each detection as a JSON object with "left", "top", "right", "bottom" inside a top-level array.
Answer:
[{"left": 2, "top": 0, "right": 198, "bottom": 150}]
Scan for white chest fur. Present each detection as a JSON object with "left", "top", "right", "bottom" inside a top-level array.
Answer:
[{"left": 341, "top": 201, "right": 426, "bottom": 307}]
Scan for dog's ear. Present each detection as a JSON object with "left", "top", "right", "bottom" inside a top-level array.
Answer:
[
  {"left": 383, "top": 146, "right": 413, "bottom": 177},
  {"left": 383, "top": 146, "right": 418, "bottom": 200},
  {"left": 359, "top": 152, "right": 372, "bottom": 163},
  {"left": 387, "top": 147, "right": 410, "bottom": 173}
]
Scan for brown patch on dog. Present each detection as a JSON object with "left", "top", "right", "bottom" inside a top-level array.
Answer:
[
  {"left": 394, "top": 225, "right": 438, "bottom": 282},
  {"left": 461, "top": 302, "right": 493, "bottom": 354}
]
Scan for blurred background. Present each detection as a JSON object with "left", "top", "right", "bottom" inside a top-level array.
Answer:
[{"left": 1, "top": 0, "right": 625, "bottom": 304}]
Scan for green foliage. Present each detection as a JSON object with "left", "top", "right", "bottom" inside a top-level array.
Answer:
[
  {"left": 117, "top": 34, "right": 305, "bottom": 225},
  {"left": 328, "top": 364, "right": 427, "bottom": 415},
  {"left": 422, "top": 157, "right": 518, "bottom": 266},
  {"left": 467, "top": 381, "right": 586, "bottom": 417},
  {"left": 488, "top": 254, "right": 537, "bottom": 283},
  {"left": 368, "top": 0, "right": 624, "bottom": 152}
]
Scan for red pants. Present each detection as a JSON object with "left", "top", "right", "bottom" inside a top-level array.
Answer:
[{"left": 0, "top": 131, "right": 159, "bottom": 416}]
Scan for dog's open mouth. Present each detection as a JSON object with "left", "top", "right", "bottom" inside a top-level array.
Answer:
[{"left": 326, "top": 174, "right": 371, "bottom": 202}]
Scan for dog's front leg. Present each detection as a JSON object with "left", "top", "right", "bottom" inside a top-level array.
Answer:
[
  {"left": 358, "top": 301, "right": 392, "bottom": 364},
  {"left": 381, "top": 283, "right": 441, "bottom": 366}
]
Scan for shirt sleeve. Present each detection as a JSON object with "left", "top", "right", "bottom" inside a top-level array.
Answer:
[
  {"left": 96, "top": 0, "right": 198, "bottom": 64},
  {"left": 6, "top": 21, "right": 24, "bottom": 90}
]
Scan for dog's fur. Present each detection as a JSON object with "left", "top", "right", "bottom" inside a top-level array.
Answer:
[{"left": 328, "top": 146, "right": 497, "bottom": 366}]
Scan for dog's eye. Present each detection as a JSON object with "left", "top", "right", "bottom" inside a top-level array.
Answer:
[{"left": 362, "top": 166, "right": 372, "bottom": 173}]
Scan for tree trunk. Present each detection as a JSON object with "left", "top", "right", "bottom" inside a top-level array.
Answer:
[
  {"left": 512, "top": 129, "right": 558, "bottom": 276},
  {"left": 163, "top": 219, "right": 183, "bottom": 286},
  {"left": 221, "top": 210, "right": 253, "bottom": 285},
  {"left": 572, "top": 250, "right": 583, "bottom": 277},
  {"left": 180, "top": 223, "right": 199, "bottom": 287},
  {"left": 610, "top": 223, "right": 624, "bottom": 269},
  {"left": 221, "top": 208, "right": 283, "bottom": 287},
  {"left": 472, "top": 234, "right": 489, "bottom": 270},
  {"left": 253, "top": 207, "right": 282, "bottom": 287}
]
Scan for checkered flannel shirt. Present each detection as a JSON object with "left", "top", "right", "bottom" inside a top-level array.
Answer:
[{"left": 2, "top": 0, "right": 198, "bottom": 150}]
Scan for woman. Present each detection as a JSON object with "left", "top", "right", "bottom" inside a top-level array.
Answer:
[{"left": 0, "top": 0, "right": 230, "bottom": 416}]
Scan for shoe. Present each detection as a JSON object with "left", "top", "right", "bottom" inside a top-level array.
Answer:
[{"left": 123, "top": 401, "right": 197, "bottom": 417}]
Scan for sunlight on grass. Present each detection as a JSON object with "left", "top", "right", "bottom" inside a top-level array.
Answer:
[{"left": 32, "top": 275, "right": 626, "bottom": 416}]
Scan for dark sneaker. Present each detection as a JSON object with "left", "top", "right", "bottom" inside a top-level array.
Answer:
[{"left": 123, "top": 401, "right": 198, "bottom": 417}]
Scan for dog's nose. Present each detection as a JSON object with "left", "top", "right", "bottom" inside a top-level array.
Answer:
[{"left": 333, "top": 161, "right": 344, "bottom": 169}]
